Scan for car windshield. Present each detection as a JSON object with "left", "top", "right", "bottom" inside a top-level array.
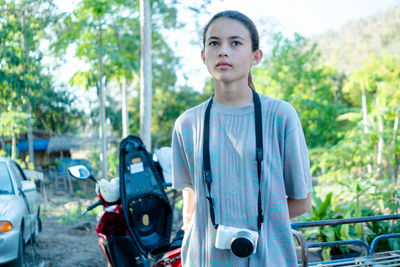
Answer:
[{"left": 0, "top": 162, "right": 13, "bottom": 194}]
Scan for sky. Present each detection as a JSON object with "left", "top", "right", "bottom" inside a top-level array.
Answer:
[
  {"left": 53, "top": 0, "right": 400, "bottom": 91},
  {"left": 206, "top": 0, "right": 399, "bottom": 37}
]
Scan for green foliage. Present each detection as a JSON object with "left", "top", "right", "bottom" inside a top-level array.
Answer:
[
  {"left": 16, "top": 155, "right": 34, "bottom": 170},
  {"left": 299, "top": 191, "right": 362, "bottom": 260},
  {"left": 54, "top": 201, "right": 99, "bottom": 225},
  {"left": 276, "top": 40, "right": 400, "bottom": 257},
  {"left": 300, "top": 191, "right": 358, "bottom": 240},
  {"left": 52, "top": 0, "right": 190, "bottom": 146},
  {"left": 119, "top": 84, "right": 210, "bottom": 149},
  {"left": 365, "top": 220, "right": 400, "bottom": 253},
  {"left": 53, "top": 0, "right": 181, "bottom": 88},
  {"left": 87, "top": 144, "right": 119, "bottom": 178},
  {"left": 254, "top": 33, "right": 345, "bottom": 148},
  {"left": 343, "top": 53, "right": 400, "bottom": 108},
  {"left": 312, "top": 53, "right": 400, "bottom": 183},
  {"left": 0, "top": 111, "right": 29, "bottom": 136},
  {"left": 0, "top": 0, "right": 84, "bottom": 135},
  {"left": 152, "top": 86, "right": 209, "bottom": 148}
]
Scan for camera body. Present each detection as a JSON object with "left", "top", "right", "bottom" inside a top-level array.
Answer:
[{"left": 215, "top": 225, "right": 258, "bottom": 258}]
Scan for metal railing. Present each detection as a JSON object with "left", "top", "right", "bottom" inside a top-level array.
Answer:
[{"left": 292, "top": 214, "right": 400, "bottom": 266}]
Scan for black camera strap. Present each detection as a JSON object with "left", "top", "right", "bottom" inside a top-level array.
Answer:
[{"left": 203, "top": 89, "right": 264, "bottom": 234}]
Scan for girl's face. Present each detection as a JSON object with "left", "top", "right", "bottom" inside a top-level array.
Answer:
[{"left": 201, "top": 18, "right": 262, "bottom": 87}]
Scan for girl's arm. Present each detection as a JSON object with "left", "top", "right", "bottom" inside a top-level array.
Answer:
[
  {"left": 287, "top": 192, "right": 312, "bottom": 219},
  {"left": 182, "top": 188, "right": 196, "bottom": 230}
]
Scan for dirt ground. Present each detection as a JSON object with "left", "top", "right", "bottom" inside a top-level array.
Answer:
[
  {"left": 21, "top": 180, "right": 109, "bottom": 267},
  {"left": 20, "top": 179, "right": 182, "bottom": 267},
  {"left": 23, "top": 220, "right": 107, "bottom": 267}
]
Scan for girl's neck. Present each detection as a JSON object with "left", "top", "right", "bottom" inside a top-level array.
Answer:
[{"left": 213, "top": 80, "right": 253, "bottom": 107}]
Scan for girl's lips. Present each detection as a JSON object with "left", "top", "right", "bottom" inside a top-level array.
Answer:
[{"left": 216, "top": 62, "right": 232, "bottom": 69}]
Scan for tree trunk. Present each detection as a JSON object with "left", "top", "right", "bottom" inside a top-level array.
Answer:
[
  {"left": 27, "top": 103, "right": 35, "bottom": 165},
  {"left": 392, "top": 109, "right": 399, "bottom": 182},
  {"left": 0, "top": 135, "right": 5, "bottom": 154},
  {"left": 362, "top": 90, "right": 368, "bottom": 134},
  {"left": 376, "top": 113, "right": 384, "bottom": 177},
  {"left": 98, "top": 26, "right": 108, "bottom": 180},
  {"left": 11, "top": 133, "right": 17, "bottom": 160},
  {"left": 140, "top": 0, "right": 152, "bottom": 151},
  {"left": 21, "top": 1, "right": 35, "bottom": 166},
  {"left": 362, "top": 89, "right": 372, "bottom": 174},
  {"left": 121, "top": 80, "right": 129, "bottom": 138}
]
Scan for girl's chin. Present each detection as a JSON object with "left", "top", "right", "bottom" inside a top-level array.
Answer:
[{"left": 212, "top": 75, "right": 247, "bottom": 85}]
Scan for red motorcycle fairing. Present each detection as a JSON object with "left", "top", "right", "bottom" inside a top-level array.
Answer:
[
  {"left": 95, "top": 197, "right": 142, "bottom": 266},
  {"left": 95, "top": 200, "right": 127, "bottom": 236},
  {"left": 153, "top": 247, "right": 182, "bottom": 267},
  {"left": 96, "top": 203, "right": 143, "bottom": 266},
  {"left": 98, "top": 233, "right": 112, "bottom": 264}
]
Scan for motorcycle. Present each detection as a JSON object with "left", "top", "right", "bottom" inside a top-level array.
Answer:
[{"left": 68, "top": 135, "right": 182, "bottom": 267}]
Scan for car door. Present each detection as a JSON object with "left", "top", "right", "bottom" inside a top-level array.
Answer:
[{"left": 9, "top": 161, "right": 38, "bottom": 240}]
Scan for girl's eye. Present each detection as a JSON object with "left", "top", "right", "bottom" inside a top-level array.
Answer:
[
  {"left": 209, "top": 41, "right": 219, "bottom": 47},
  {"left": 232, "top": 41, "right": 241, "bottom": 46}
]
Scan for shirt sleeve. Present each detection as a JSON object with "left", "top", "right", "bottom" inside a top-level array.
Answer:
[
  {"left": 171, "top": 120, "right": 194, "bottom": 190},
  {"left": 282, "top": 104, "right": 312, "bottom": 199}
]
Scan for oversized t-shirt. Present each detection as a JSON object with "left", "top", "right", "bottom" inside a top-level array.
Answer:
[{"left": 172, "top": 94, "right": 312, "bottom": 266}]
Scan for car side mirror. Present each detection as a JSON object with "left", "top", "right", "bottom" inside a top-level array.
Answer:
[
  {"left": 68, "top": 165, "right": 97, "bottom": 184},
  {"left": 21, "top": 180, "right": 36, "bottom": 192}
]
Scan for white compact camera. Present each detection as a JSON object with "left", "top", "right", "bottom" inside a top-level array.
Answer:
[{"left": 215, "top": 225, "right": 259, "bottom": 258}]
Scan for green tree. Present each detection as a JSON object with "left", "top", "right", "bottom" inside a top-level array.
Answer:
[
  {"left": 52, "top": 0, "right": 183, "bottom": 176},
  {"left": 342, "top": 53, "right": 400, "bottom": 179},
  {"left": 0, "top": 0, "right": 83, "bottom": 163},
  {"left": 0, "top": 111, "right": 29, "bottom": 159},
  {"left": 152, "top": 86, "right": 208, "bottom": 148},
  {"left": 254, "top": 33, "right": 345, "bottom": 148},
  {"left": 310, "top": 53, "right": 400, "bottom": 221}
]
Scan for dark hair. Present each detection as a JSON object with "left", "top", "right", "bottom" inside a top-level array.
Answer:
[{"left": 202, "top": 10, "right": 260, "bottom": 90}]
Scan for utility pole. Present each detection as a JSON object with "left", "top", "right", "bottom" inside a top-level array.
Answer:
[
  {"left": 121, "top": 79, "right": 129, "bottom": 138},
  {"left": 21, "top": 1, "right": 35, "bottom": 166},
  {"left": 98, "top": 26, "right": 108, "bottom": 180},
  {"left": 140, "top": 0, "right": 152, "bottom": 151}
]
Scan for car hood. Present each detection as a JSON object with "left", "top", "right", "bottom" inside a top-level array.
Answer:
[{"left": 0, "top": 195, "right": 17, "bottom": 216}]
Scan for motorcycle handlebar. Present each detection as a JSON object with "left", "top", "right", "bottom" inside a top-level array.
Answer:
[
  {"left": 162, "top": 182, "right": 172, "bottom": 188},
  {"left": 82, "top": 199, "right": 104, "bottom": 215}
]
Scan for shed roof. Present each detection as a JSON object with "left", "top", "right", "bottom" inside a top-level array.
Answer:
[
  {"left": 17, "top": 139, "right": 49, "bottom": 151},
  {"left": 17, "top": 135, "right": 118, "bottom": 153},
  {"left": 47, "top": 135, "right": 118, "bottom": 153}
]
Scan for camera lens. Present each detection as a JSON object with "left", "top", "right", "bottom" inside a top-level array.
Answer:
[{"left": 231, "top": 231, "right": 254, "bottom": 258}]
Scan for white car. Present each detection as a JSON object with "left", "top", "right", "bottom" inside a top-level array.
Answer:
[{"left": 0, "top": 157, "right": 41, "bottom": 266}]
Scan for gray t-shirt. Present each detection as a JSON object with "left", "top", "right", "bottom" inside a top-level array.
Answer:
[{"left": 172, "top": 94, "right": 311, "bottom": 266}]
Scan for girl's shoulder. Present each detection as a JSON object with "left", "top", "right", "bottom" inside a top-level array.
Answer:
[
  {"left": 259, "top": 94, "right": 299, "bottom": 120},
  {"left": 174, "top": 98, "right": 211, "bottom": 130}
]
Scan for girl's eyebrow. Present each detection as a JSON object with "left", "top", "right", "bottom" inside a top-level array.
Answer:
[
  {"left": 230, "top": 36, "right": 245, "bottom": 40},
  {"left": 207, "top": 35, "right": 245, "bottom": 41}
]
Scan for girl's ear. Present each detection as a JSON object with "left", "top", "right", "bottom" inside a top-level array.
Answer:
[
  {"left": 201, "top": 50, "right": 206, "bottom": 64},
  {"left": 251, "top": 49, "right": 263, "bottom": 66}
]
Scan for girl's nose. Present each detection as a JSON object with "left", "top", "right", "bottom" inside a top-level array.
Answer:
[{"left": 218, "top": 43, "right": 229, "bottom": 57}]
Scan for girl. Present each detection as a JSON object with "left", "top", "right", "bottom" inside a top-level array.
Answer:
[{"left": 172, "top": 10, "right": 312, "bottom": 266}]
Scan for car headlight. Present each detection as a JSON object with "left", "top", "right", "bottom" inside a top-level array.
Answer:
[{"left": 0, "top": 221, "right": 12, "bottom": 233}]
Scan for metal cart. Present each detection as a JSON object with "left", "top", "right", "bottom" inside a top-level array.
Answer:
[{"left": 292, "top": 214, "right": 400, "bottom": 266}]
